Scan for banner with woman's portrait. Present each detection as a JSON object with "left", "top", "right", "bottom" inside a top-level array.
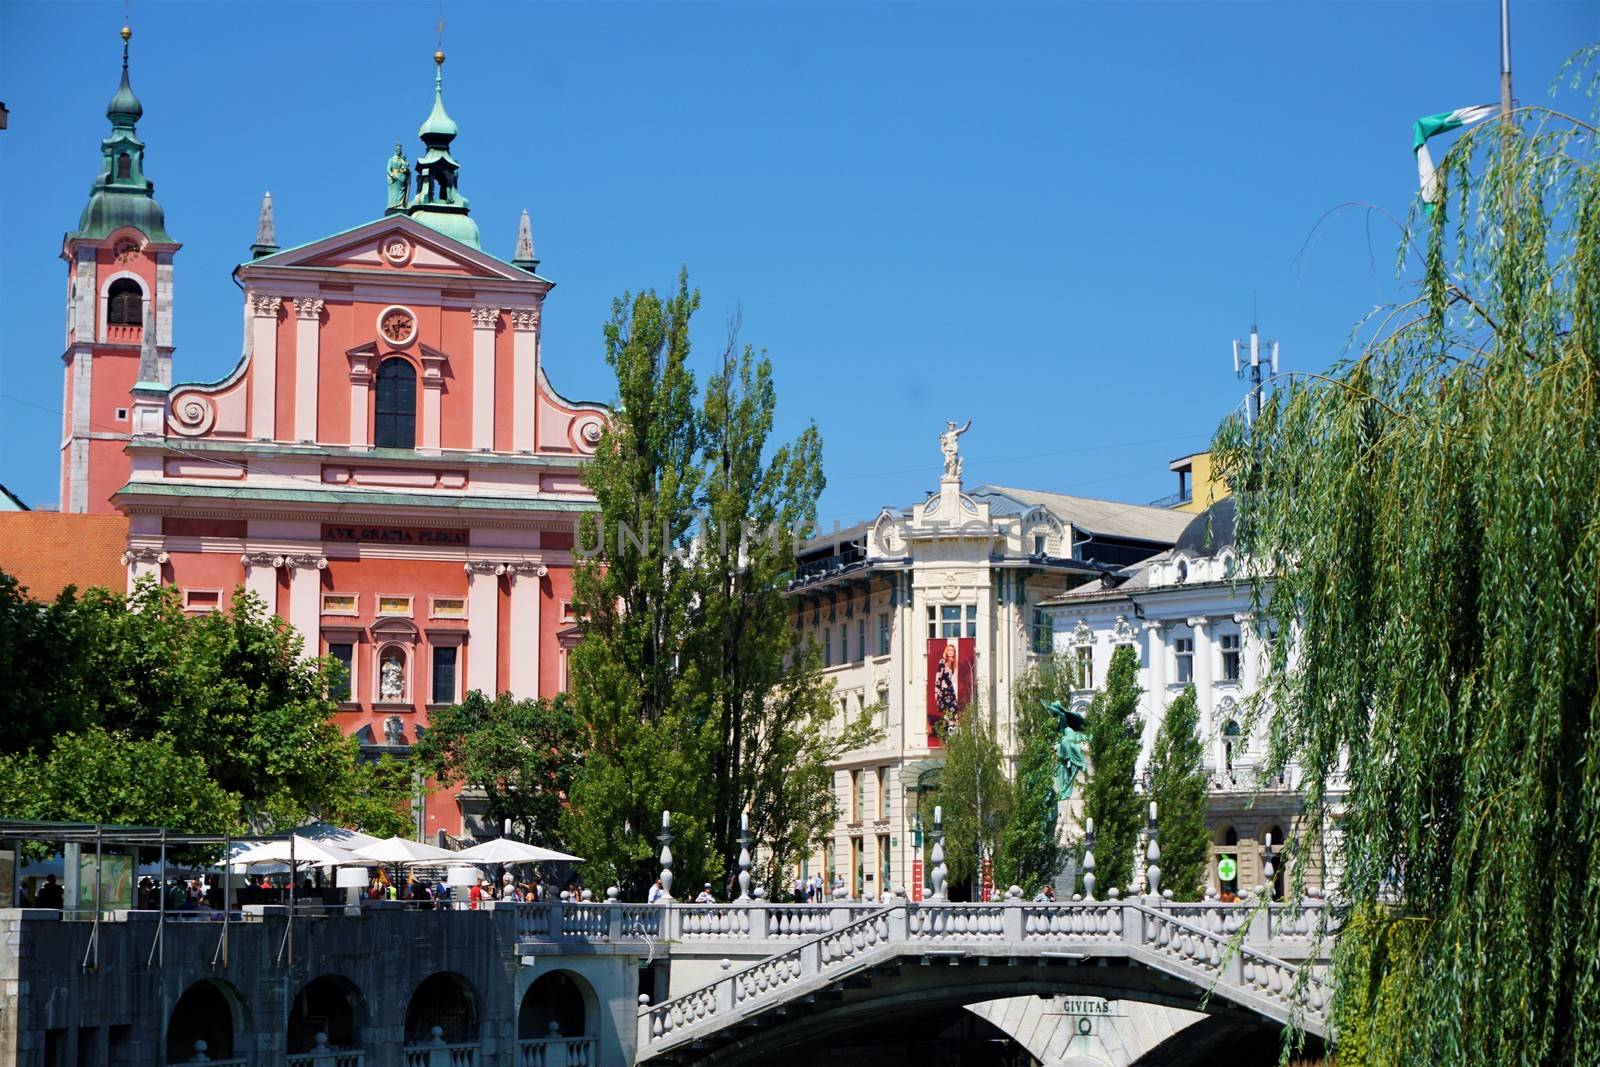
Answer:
[{"left": 926, "top": 637, "right": 975, "bottom": 747}]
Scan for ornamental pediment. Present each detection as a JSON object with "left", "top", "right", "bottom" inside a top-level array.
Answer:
[{"left": 244, "top": 215, "right": 535, "bottom": 284}]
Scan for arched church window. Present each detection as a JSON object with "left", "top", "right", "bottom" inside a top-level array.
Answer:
[
  {"left": 117, "top": 152, "right": 132, "bottom": 179},
  {"left": 374, "top": 358, "right": 416, "bottom": 449},
  {"left": 107, "top": 278, "right": 143, "bottom": 326}
]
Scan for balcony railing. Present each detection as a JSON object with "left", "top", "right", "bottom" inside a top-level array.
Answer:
[
  {"left": 402, "top": 1030, "right": 479, "bottom": 1067},
  {"left": 286, "top": 1036, "right": 366, "bottom": 1067},
  {"left": 518, "top": 1035, "right": 597, "bottom": 1066}
]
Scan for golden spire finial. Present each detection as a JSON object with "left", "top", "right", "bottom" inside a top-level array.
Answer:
[
  {"left": 120, "top": 25, "right": 132, "bottom": 43},
  {"left": 435, "top": 49, "right": 445, "bottom": 65}
]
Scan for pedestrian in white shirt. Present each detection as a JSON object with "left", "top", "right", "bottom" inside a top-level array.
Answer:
[
  {"left": 695, "top": 883, "right": 715, "bottom": 904},
  {"left": 647, "top": 879, "right": 665, "bottom": 903}
]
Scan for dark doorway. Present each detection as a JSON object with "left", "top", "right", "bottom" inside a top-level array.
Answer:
[
  {"left": 289, "top": 975, "right": 364, "bottom": 1052},
  {"left": 405, "top": 972, "right": 479, "bottom": 1045}
]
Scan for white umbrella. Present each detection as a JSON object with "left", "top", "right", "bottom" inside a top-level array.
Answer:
[
  {"left": 454, "top": 839, "right": 583, "bottom": 865},
  {"left": 283, "top": 821, "right": 383, "bottom": 851},
  {"left": 230, "top": 836, "right": 363, "bottom": 869},
  {"left": 352, "top": 836, "right": 459, "bottom": 865}
]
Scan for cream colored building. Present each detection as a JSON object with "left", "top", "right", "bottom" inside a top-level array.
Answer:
[{"left": 787, "top": 427, "right": 1191, "bottom": 898}]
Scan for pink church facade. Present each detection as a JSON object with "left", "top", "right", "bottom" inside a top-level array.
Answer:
[{"left": 58, "top": 35, "right": 606, "bottom": 836}]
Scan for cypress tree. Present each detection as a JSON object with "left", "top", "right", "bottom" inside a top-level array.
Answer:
[
  {"left": 1146, "top": 685, "right": 1207, "bottom": 900},
  {"left": 1080, "top": 644, "right": 1143, "bottom": 892}
]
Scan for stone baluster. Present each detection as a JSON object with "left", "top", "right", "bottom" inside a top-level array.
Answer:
[
  {"left": 1082, "top": 817, "right": 1097, "bottom": 901},
  {"left": 1261, "top": 832, "right": 1275, "bottom": 900},
  {"left": 658, "top": 810, "right": 675, "bottom": 902},
  {"left": 1145, "top": 801, "right": 1162, "bottom": 901},
  {"left": 929, "top": 805, "right": 948, "bottom": 901},
  {"left": 736, "top": 812, "right": 752, "bottom": 902}
]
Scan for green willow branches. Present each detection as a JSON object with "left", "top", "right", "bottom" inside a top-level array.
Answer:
[{"left": 1213, "top": 78, "right": 1600, "bottom": 1066}]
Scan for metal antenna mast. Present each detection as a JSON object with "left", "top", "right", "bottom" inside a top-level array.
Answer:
[{"left": 1232, "top": 306, "right": 1279, "bottom": 424}]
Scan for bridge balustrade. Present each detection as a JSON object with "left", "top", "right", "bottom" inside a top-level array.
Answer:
[{"left": 635, "top": 899, "right": 1333, "bottom": 1059}]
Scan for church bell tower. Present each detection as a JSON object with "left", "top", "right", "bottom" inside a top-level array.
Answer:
[{"left": 59, "top": 25, "right": 181, "bottom": 513}]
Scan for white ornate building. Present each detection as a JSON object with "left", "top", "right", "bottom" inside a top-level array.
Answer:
[
  {"left": 1040, "top": 496, "right": 1323, "bottom": 895},
  {"left": 787, "top": 426, "right": 1193, "bottom": 899}
]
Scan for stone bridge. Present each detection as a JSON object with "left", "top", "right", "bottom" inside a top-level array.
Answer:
[
  {"left": 508, "top": 895, "right": 1336, "bottom": 1065},
  {"left": 2, "top": 896, "right": 1334, "bottom": 1066}
]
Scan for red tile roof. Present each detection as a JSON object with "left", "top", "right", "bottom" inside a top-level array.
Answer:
[{"left": 0, "top": 513, "right": 128, "bottom": 601}]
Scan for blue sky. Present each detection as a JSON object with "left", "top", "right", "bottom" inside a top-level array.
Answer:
[{"left": 1, "top": 1, "right": 1593, "bottom": 527}]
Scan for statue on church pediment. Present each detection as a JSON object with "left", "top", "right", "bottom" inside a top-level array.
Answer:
[
  {"left": 940, "top": 419, "right": 971, "bottom": 480},
  {"left": 386, "top": 143, "right": 410, "bottom": 212}
]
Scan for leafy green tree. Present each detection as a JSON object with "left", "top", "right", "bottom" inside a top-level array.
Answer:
[
  {"left": 562, "top": 273, "right": 715, "bottom": 894},
  {"left": 1212, "top": 86, "right": 1600, "bottom": 1063},
  {"left": 0, "top": 573, "right": 412, "bottom": 836},
  {"left": 937, "top": 703, "right": 1010, "bottom": 896},
  {"left": 996, "top": 653, "right": 1076, "bottom": 893},
  {"left": 414, "top": 692, "right": 584, "bottom": 845},
  {"left": 1146, "top": 686, "right": 1207, "bottom": 900},
  {"left": 562, "top": 276, "right": 876, "bottom": 896},
  {"left": 1081, "top": 644, "right": 1143, "bottom": 893},
  {"left": 0, "top": 727, "right": 240, "bottom": 833},
  {"left": 688, "top": 324, "right": 876, "bottom": 890}
]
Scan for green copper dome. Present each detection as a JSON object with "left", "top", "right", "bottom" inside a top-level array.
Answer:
[{"left": 73, "top": 27, "right": 171, "bottom": 243}]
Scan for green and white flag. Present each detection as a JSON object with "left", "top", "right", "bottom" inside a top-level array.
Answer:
[{"left": 1414, "top": 105, "right": 1499, "bottom": 203}]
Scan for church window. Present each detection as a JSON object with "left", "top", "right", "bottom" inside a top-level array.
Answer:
[
  {"left": 431, "top": 646, "right": 458, "bottom": 705},
  {"left": 328, "top": 642, "right": 354, "bottom": 702},
  {"left": 374, "top": 358, "right": 417, "bottom": 449},
  {"left": 116, "top": 152, "right": 132, "bottom": 179},
  {"left": 107, "top": 278, "right": 143, "bottom": 326}
]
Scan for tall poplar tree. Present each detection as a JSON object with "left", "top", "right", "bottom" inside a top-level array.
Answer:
[
  {"left": 562, "top": 276, "right": 872, "bottom": 896},
  {"left": 1213, "top": 82, "right": 1600, "bottom": 1064},
  {"left": 562, "top": 274, "right": 708, "bottom": 894},
  {"left": 1146, "top": 685, "right": 1207, "bottom": 900},
  {"left": 1080, "top": 644, "right": 1143, "bottom": 893},
  {"left": 688, "top": 323, "right": 875, "bottom": 889}
]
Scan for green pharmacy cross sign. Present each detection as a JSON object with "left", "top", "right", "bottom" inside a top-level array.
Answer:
[{"left": 1217, "top": 856, "right": 1238, "bottom": 882}]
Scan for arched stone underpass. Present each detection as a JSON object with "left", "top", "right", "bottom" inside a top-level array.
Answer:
[{"left": 642, "top": 955, "right": 1311, "bottom": 1066}]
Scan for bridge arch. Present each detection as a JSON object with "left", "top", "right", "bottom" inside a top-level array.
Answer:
[
  {"left": 288, "top": 973, "right": 367, "bottom": 1053},
  {"left": 519, "top": 969, "right": 598, "bottom": 1040},
  {"left": 404, "top": 971, "right": 479, "bottom": 1045},
  {"left": 166, "top": 978, "right": 248, "bottom": 1063}
]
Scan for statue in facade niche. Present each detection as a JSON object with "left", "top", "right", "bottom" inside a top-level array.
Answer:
[
  {"left": 386, "top": 143, "right": 410, "bottom": 211},
  {"left": 940, "top": 419, "right": 971, "bottom": 480},
  {"left": 379, "top": 654, "right": 404, "bottom": 700}
]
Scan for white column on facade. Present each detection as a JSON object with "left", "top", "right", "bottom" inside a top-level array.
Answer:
[
  {"left": 465, "top": 562, "right": 502, "bottom": 696},
  {"left": 419, "top": 348, "right": 446, "bottom": 451},
  {"left": 286, "top": 554, "right": 327, "bottom": 658},
  {"left": 120, "top": 547, "right": 168, "bottom": 591},
  {"left": 471, "top": 306, "right": 500, "bottom": 451},
  {"left": 1141, "top": 620, "right": 1168, "bottom": 772},
  {"left": 506, "top": 562, "right": 547, "bottom": 700},
  {"left": 347, "top": 350, "right": 373, "bottom": 448},
  {"left": 509, "top": 308, "right": 539, "bottom": 453},
  {"left": 241, "top": 552, "right": 280, "bottom": 610},
  {"left": 249, "top": 294, "right": 281, "bottom": 440},
  {"left": 1188, "top": 616, "right": 1215, "bottom": 732},
  {"left": 292, "top": 299, "right": 323, "bottom": 443}
]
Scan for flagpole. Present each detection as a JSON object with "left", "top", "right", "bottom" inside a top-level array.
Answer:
[{"left": 1499, "top": 0, "right": 1513, "bottom": 120}]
